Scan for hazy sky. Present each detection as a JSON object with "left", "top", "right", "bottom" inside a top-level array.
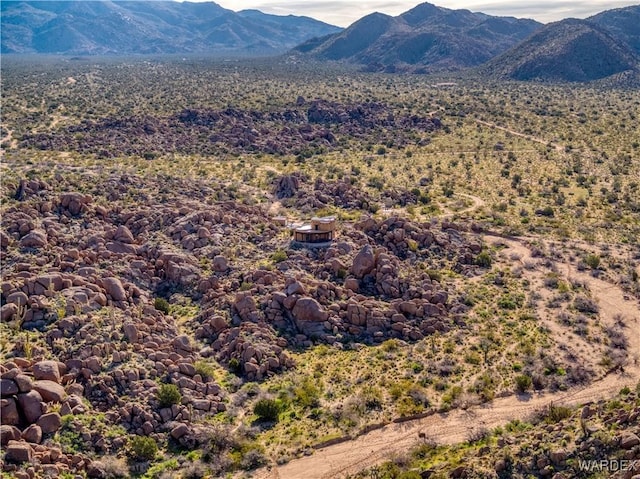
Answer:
[{"left": 206, "top": 0, "right": 640, "bottom": 27}]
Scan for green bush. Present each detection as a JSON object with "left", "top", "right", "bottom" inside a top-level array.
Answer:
[
  {"left": 129, "top": 435, "right": 158, "bottom": 461},
  {"left": 498, "top": 294, "right": 521, "bottom": 310},
  {"left": 515, "top": 374, "right": 532, "bottom": 393},
  {"left": 585, "top": 254, "right": 600, "bottom": 269},
  {"left": 270, "top": 250, "right": 288, "bottom": 263},
  {"left": 426, "top": 269, "right": 442, "bottom": 282},
  {"left": 194, "top": 360, "right": 216, "bottom": 382},
  {"left": 157, "top": 383, "right": 182, "bottom": 408},
  {"left": 294, "top": 377, "right": 322, "bottom": 409},
  {"left": 539, "top": 206, "right": 555, "bottom": 217},
  {"left": 361, "top": 386, "right": 383, "bottom": 410},
  {"left": 154, "top": 297, "right": 170, "bottom": 314},
  {"left": 228, "top": 358, "right": 241, "bottom": 375},
  {"left": 475, "top": 251, "right": 492, "bottom": 267},
  {"left": 545, "top": 404, "right": 572, "bottom": 423},
  {"left": 381, "top": 338, "right": 400, "bottom": 352},
  {"left": 253, "top": 398, "right": 282, "bottom": 422}
]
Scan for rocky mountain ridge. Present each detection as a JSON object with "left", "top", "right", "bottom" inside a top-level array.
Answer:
[{"left": 293, "top": 2, "right": 541, "bottom": 73}]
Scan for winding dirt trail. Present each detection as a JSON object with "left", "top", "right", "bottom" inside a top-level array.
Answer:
[
  {"left": 0, "top": 128, "right": 18, "bottom": 151},
  {"left": 380, "top": 192, "right": 485, "bottom": 220},
  {"left": 438, "top": 192, "right": 485, "bottom": 217},
  {"left": 254, "top": 233, "right": 640, "bottom": 479},
  {"left": 475, "top": 119, "right": 564, "bottom": 152}
]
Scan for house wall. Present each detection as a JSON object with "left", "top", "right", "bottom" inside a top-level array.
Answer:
[
  {"left": 294, "top": 231, "right": 333, "bottom": 243},
  {"left": 311, "top": 220, "right": 336, "bottom": 232}
]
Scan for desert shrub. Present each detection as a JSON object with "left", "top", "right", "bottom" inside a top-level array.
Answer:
[
  {"left": 531, "top": 373, "right": 547, "bottom": 390},
  {"left": 253, "top": 398, "right": 282, "bottom": 422},
  {"left": 441, "top": 385, "right": 462, "bottom": 409},
  {"left": 407, "top": 238, "right": 418, "bottom": 252},
  {"left": 515, "top": 374, "right": 532, "bottom": 393},
  {"left": 202, "top": 425, "right": 236, "bottom": 457},
  {"left": 537, "top": 206, "right": 555, "bottom": 217},
  {"left": 574, "top": 295, "right": 599, "bottom": 314},
  {"left": 154, "top": 297, "right": 170, "bottom": 314},
  {"left": 181, "top": 462, "right": 210, "bottom": 479},
  {"left": 467, "top": 427, "right": 490, "bottom": 443},
  {"left": 426, "top": 269, "right": 442, "bottom": 282},
  {"left": 89, "top": 457, "right": 129, "bottom": 478},
  {"left": 585, "top": 254, "right": 600, "bottom": 269},
  {"left": 543, "top": 274, "right": 560, "bottom": 289},
  {"left": 294, "top": 377, "right": 322, "bottom": 409},
  {"left": 157, "top": 383, "right": 182, "bottom": 407},
  {"left": 475, "top": 251, "right": 492, "bottom": 267},
  {"left": 368, "top": 176, "right": 385, "bottom": 190},
  {"left": 606, "top": 326, "right": 628, "bottom": 350},
  {"left": 407, "top": 385, "right": 430, "bottom": 408},
  {"left": 270, "top": 249, "right": 288, "bottom": 263},
  {"left": 361, "top": 386, "right": 383, "bottom": 410},
  {"left": 397, "top": 395, "right": 426, "bottom": 417},
  {"left": 498, "top": 294, "right": 523, "bottom": 310},
  {"left": 129, "top": 435, "right": 158, "bottom": 461},
  {"left": 145, "top": 459, "right": 179, "bottom": 478},
  {"left": 545, "top": 404, "right": 572, "bottom": 423},
  {"left": 194, "top": 360, "right": 216, "bottom": 381},
  {"left": 239, "top": 448, "right": 267, "bottom": 470},
  {"left": 381, "top": 338, "right": 400, "bottom": 352},
  {"left": 464, "top": 351, "right": 481, "bottom": 365},
  {"left": 228, "top": 357, "right": 241, "bottom": 374},
  {"left": 389, "top": 381, "right": 408, "bottom": 401}
]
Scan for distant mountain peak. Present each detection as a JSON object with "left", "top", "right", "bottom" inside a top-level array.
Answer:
[{"left": 400, "top": 2, "right": 443, "bottom": 27}]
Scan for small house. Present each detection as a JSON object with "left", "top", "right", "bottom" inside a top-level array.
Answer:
[
  {"left": 273, "top": 216, "right": 288, "bottom": 226},
  {"left": 293, "top": 216, "right": 336, "bottom": 243}
]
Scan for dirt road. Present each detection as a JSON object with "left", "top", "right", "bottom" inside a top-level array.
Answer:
[{"left": 475, "top": 119, "right": 564, "bottom": 152}]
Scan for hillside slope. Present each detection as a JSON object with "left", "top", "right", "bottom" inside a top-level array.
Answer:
[
  {"left": 589, "top": 5, "right": 640, "bottom": 56},
  {"left": 480, "top": 18, "right": 639, "bottom": 82}
]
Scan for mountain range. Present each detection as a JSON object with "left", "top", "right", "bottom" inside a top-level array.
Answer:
[
  {"left": 297, "top": 3, "right": 640, "bottom": 81},
  {"left": 294, "top": 3, "right": 542, "bottom": 73},
  {"left": 0, "top": 1, "right": 341, "bottom": 55},
  {"left": 2, "top": 1, "right": 640, "bottom": 83}
]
